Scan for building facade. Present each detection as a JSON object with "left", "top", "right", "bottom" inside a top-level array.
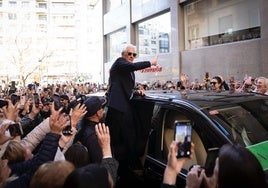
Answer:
[
  {"left": 0, "top": 0, "right": 102, "bottom": 86},
  {"left": 102, "top": 0, "right": 268, "bottom": 85}
]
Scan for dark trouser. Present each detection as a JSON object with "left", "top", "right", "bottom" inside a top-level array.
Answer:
[
  {"left": 105, "top": 107, "right": 138, "bottom": 177},
  {"left": 105, "top": 107, "right": 136, "bottom": 160}
]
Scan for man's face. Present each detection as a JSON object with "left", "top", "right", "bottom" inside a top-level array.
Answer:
[
  {"left": 41, "top": 103, "right": 50, "bottom": 112},
  {"left": 43, "top": 90, "right": 49, "bottom": 97},
  {"left": 122, "top": 47, "right": 137, "bottom": 63},
  {"left": 60, "top": 98, "right": 69, "bottom": 107}
]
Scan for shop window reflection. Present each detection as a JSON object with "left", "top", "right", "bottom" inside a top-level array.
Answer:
[
  {"left": 137, "top": 12, "right": 170, "bottom": 55},
  {"left": 184, "top": 0, "right": 261, "bottom": 50}
]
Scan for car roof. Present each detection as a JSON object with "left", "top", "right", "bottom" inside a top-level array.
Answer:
[{"left": 138, "top": 90, "right": 268, "bottom": 109}]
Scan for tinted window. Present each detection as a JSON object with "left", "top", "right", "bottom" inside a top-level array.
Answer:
[{"left": 211, "top": 101, "right": 268, "bottom": 146}]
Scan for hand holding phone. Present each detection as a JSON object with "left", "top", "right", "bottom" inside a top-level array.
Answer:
[
  {"left": 33, "top": 93, "right": 40, "bottom": 105},
  {"left": 8, "top": 123, "right": 24, "bottom": 136},
  {"left": 174, "top": 120, "right": 192, "bottom": 158},
  {"left": 62, "top": 115, "right": 72, "bottom": 136}
]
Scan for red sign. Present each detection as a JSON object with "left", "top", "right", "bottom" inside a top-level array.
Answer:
[{"left": 140, "top": 66, "right": 162, "bottom": 73}]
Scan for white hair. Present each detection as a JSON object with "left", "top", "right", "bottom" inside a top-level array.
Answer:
[{"left": 121, "top": 44, "right": 136, "bottom": 54}]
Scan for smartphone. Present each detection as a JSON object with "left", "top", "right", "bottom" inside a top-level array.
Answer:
[
  {"left": 62, "top": 125, "right": 72, "bottom": 136},
  {"left": 0, "top": 99, "right": 8, "bottom": 108},
  {"left": 204, "top": 147, "right": 219, "bottom": 177},
  {"left": 62, "top": 116, "right": 72, "bottom": 136},
  {"left": 51, "top": 94, "right": 61, "bottom": 110},
  {"left": 8, "top": 123, "right": 24, "bottom": 136},
  {"left": 20, "top": 95, "right": 26, "bottom": 105},
  {"left": 174, "top": 120, "right": 192, "bottom": 158},
  {"left": 11, "top": 94, "right": 20, "bottom": 105},
  {"left": 33, "top": 93, "right": 39, "bottom": 105}
]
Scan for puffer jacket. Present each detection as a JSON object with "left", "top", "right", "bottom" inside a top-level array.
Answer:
[{"left": 4, "top": 132, "right": 61, "bottom": 188}]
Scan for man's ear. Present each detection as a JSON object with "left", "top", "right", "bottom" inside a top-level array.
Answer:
[{"left": 96, "top": 109, "right": 102, "bottom": 117}]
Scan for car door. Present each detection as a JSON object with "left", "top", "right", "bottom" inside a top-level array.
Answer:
[{"left": 143, "top": 100, "right": 228, "bottom": 187}]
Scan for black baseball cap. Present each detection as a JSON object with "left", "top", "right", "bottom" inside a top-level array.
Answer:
[{"left": 83, "top": 96, "right": 106, "bottom": 117}]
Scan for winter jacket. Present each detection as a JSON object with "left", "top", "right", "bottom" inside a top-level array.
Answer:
[{"left": 4, "top": 132, "right": 61, "bottom": 188}]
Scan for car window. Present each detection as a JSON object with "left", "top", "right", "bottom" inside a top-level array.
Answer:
[
  {"left": 241, "top": 99, "right": 268, "bottom": 131},
  {"left": 162, "top": 109, "right": 207, "bottom": 171},
  {"left": 211, "top": 105, "right": 268, "bottom": 146}
]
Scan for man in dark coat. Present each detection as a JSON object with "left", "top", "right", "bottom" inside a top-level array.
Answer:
[
  {"left": 75, "top": 96, "right": 107, "bottom": 163},
  {"left": 105, "top": 44, "right": 158, "bottom": 182}
]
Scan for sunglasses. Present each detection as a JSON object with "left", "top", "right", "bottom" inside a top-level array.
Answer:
[
  {"left": 211, "top": 82, "right": 217, "bottom": 85},
  {"left": 127, "top": 52, "right": 137, "bottom": 58}
]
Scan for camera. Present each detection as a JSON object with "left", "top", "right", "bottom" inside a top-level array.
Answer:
[
  {"left": 174, "top": 120, "right": 192, "bottom": 158},
  {"left": 69, "top": 94, "right": 86, "bottom": 109},
  {"left": 8, "top": 123, "right": 24, "bottom": 136},
  {"left": 76, "top": 94, "right": 86, "bottom": 104}
]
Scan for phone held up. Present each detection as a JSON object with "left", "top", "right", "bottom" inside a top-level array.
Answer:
[
  {"left": 33, "top": 93, "right": 40, "bottom": 105},
  {"left": 8, "top": 123, "right": 24, "bottom": 137},
  {"left": 0, "top": 99, "right": 8, "bottom": 108},
  {"left": 174, "top": 120, "right": 192, "bottom": 158},
  {"left": 62, "top": 115, "right": 72, "bottom": 136}
]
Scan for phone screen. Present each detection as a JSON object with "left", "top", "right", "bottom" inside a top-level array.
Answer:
[
  {"left": 8, "top": 123, "right": 24, "bottom": 136},
  {"left": 11, "top": 94, "right": 20, "bottom": 105},
  {"left": 33, "top": 93, "right": 39, "bottom": 104},
  {"left": 174, "top": 120, "right": 192, "bottom": 158},
  {"left": 20, "top": 95, "right": 26, "bottom": 105},
  {"left": 204, "top": 147, "right": 219, "bottom": 177}
]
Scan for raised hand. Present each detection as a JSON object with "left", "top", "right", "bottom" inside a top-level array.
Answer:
[
  {"left": 163, "top": 141, "right": 195, "bottom": 185},
  {"left": 0, "top": 123, "right": 13, "bottom": 144},
  {"left": 95, "top": 123, "right": 112, "bottom": 157},
  {"left": 2, "top": 100, "right": 18, "bottom": 122},
  {"left": 186, "top": 165, "right": 205, "bottom": 188},
  {"left": 150, "top": 55, "right": 158, "bottom": 66},
  {"left": 49, "top": 102, "right": 69, "bottom": 135},
  {"left": 69, "top": 103, "right": 87, "bottom": 129}
]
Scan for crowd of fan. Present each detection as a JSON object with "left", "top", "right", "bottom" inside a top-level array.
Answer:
[
  {"left": 0, "top": 81, "right": 117, "bottom": 188},
  {"left": 136, "top": 73, "right": 268, "bottom": 95},
  {"left": 0, "top": 72, "right": 267, "bottom": 188}
]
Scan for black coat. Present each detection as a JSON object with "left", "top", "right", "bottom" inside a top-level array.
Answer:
[
  {"left": 75, "top": 119, "right": 102, "bottom": 163},
  {"left": 107, "top": 57, "right": 151, "bottom": 113}
]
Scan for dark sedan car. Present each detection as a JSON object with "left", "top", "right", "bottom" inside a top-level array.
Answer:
[{"left": 128, "top": 90, "right": 268, "bottom": 187}]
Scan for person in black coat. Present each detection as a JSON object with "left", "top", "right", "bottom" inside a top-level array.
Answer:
[
  {"left": 105, "top": 44, "right": 158, "bottom": 183},
  {"left": 64, "top": 123, "right": 119, "bottom": 188},
  {"left": 74, "top": 96, "right": 107, "bottom": 164}
]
